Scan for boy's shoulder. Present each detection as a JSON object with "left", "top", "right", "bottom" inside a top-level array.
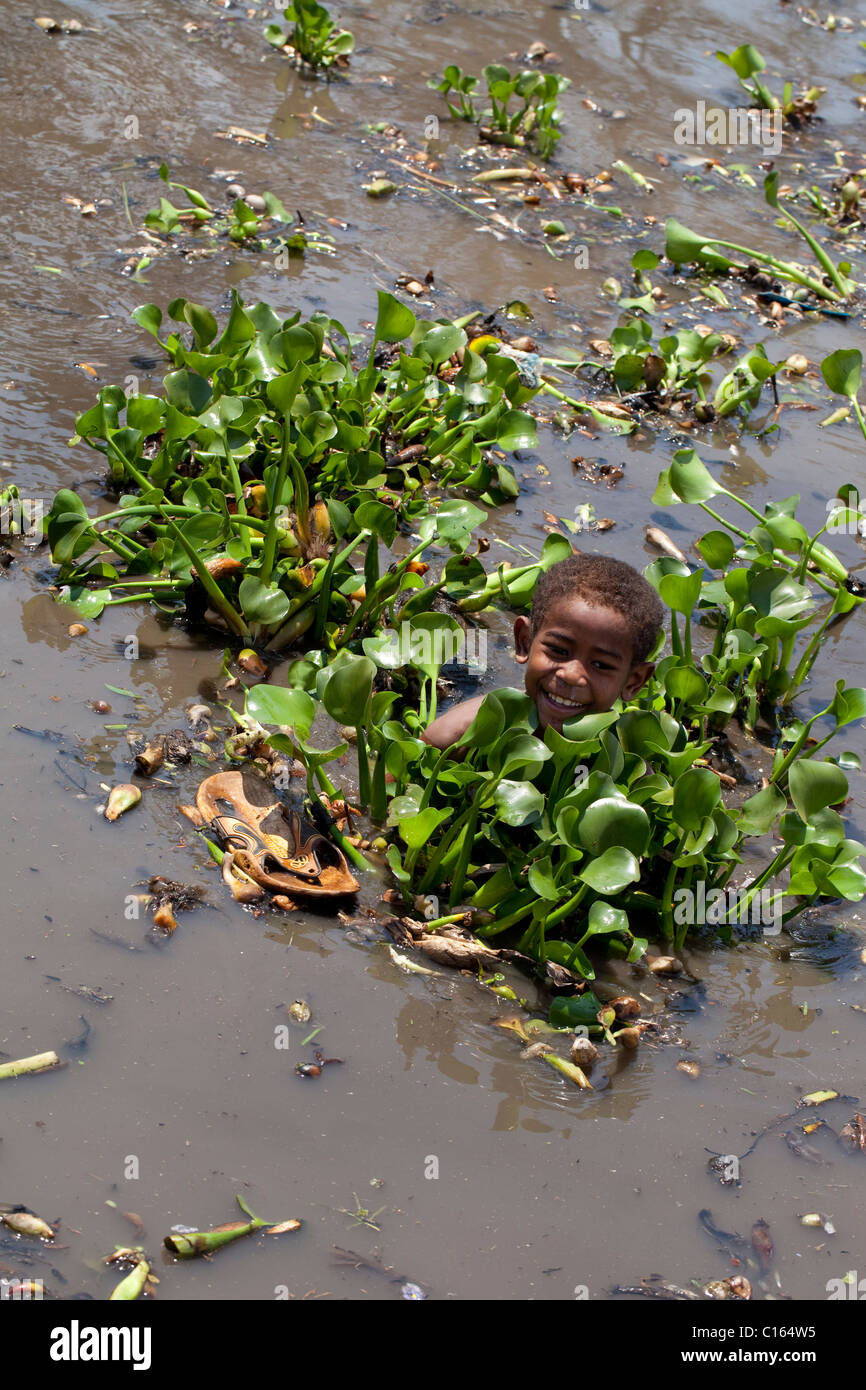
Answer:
[{"left": 421, "top": 695, "right": 486, "bottom": 750}]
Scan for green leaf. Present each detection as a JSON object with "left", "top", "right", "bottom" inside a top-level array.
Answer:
[
  {"left": 318, "top": 653, "right": 376, "bottom": 726},
  {"left": 164, "top": 368, "right": 213, "bottom": 415},
  {"left": 788, "top": 760, "right": 848, "bottom": 822},
  {"left": 580, "top": 899, "right": 630, "bottom": 940},
  {"left": 495, "top": 409, "right": 538, "bottom": 451},
  {"left": 830, "top": 682, "right": 866, "bottom": 728},
  {"left": 578, "top": 846, "right": 640, "bottom": 895},
  {"left": 132, "top": 304, "right": 163, "bottom": 340},
  {"left": 374, "top": 291, "right": 416, "bottom": 343},
  {"left": 717, "top": 43, "right": 766, "bottom": 80},
  {"left": 821, "top": 348, "right": 862, "bottom": 401},
  {"left": 669, "top": 448, "right": 720, "bottom": 503},
  {"left": 245, "top": 685, "right": 316, "bottom": 739},
  {"left": 548, "top": 992, "right": 601, "bottom": 1028},
  {"left": 238, "top": 576, "right": 291, "bottom": 626},
  {"left": 578, "top": 797, "right": 651, "bottom": 857},
  {"left": 738, "top": 783, "right": 787, "bottom": 836},
  {"left": 416, "top": 322, "right": 466, "bottom": 366},
  {"left": 698, "top": 530, "right": 736, "bottom": 569},
  {"left": 55, "top": 585, "right": 111, "bottom": 619},
  {"left": 398, "top": 806, "right": 452, "bottom": 850},
  {"left": 492, "top": 779, "right": 544, "bottom": 826},
  {"left": 528, "top": 856, "right": 558, "bottom": 900},
  {"left": 673, "top": 768, "right": 721, "bottom": 831},
  {"left": 658, "top": 567, "right": 702, "bottom": 615}
]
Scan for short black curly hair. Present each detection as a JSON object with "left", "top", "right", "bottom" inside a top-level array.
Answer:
[{"left": 530, "top": 553, "right": 664, "bottom": 665}]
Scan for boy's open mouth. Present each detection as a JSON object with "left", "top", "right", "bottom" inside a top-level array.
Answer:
[{"left": 540, "top": 687, "right": 591, "bottom": 718}]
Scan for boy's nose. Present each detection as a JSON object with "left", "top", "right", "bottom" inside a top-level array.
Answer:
[{"left": 558, "top": 658, "right": 591, "bottom": 687}]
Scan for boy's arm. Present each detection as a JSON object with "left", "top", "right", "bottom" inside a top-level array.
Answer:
[{"left": 420, "top": 695, "right": 485, "bottom": 750}]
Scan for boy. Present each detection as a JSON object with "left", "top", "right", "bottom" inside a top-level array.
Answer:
[{"left": 421, "top": 552, "right": 665, "bottom": 749}]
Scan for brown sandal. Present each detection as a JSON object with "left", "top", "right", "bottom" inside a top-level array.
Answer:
[{"left": 194, "top": 770, "right": 359, "bottom": 902}]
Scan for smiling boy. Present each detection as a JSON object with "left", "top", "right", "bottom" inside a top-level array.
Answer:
[{"left": 421, "top": 553, "right": 665, "bottom": 749}]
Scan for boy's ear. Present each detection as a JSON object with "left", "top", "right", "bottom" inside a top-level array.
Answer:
[
  {"left": 621, "top": 662, "right": 654, "bottom": 701},
  {"left": 514, "top": 615, "right": 532, "bottom": 664}
]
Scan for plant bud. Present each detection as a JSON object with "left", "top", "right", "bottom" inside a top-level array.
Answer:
[
  {"left": 205, "top": 555, "right": 244, "bottom": 579},
  {"left": 237, "top": 649, "right": 268, "bottom": 677},
  {"left": 310, "top": 501, "right": 331, "bottom": 544}
]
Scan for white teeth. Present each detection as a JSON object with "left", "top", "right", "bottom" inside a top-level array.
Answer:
[{"left": 545, "top": 692, "right": 586, "bottom": 709}]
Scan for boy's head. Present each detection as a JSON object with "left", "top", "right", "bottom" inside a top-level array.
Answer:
[{"left": 514, "top": 552, "right": 664, "bottom": 731}]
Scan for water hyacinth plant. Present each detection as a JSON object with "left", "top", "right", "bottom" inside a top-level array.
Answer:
[
  {"left": 265, "top": 0, "right": 354, "bottom": 71},
  {"left": 142, "top": 166, "right": 333, "bottom": 256},
  {"left": 666, "top": 174, "right": 857, "bottom": 303},
  {"left": 44, "top": 290, "right": 539, "bottom": 646},
  {"left": 237, "top": 451, "right": 865, "bottom": 982},
  {"left": 648, "top": 447, "right": 865, "bottom": 728},
  {"left": 715, "top": 43, "right": 824, "bottom": 121},
  {"left": 428, "top": 64, "right": 569, "bottom": 160}
]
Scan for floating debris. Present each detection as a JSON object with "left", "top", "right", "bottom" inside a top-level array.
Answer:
[
  {"left": 164, "top": 1195, "right": 300, "bottom": 1259},
  {"left": 104, "top": 784, "right": 141, "bottom": 822},
  {"left": 1, "top": 1209, "right": 55, "bottom": 1240},
  {"left": 0, "top": 1051, "right": 61, "bottom": 1081}
]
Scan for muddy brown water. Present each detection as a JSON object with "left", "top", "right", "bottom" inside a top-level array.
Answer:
[{"left": 1, "top": 0, "right": 865, "bottom": 1302}]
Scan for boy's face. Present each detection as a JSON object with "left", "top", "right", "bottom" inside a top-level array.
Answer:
[{"left": 514, "top": 596, "right": 653, "bottom": 731}]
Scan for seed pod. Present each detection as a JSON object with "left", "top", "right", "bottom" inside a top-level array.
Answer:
[
  {"left": 801, "top": 1212, "right": 835, "bottom": 1232},
  {"left": 135, "top": 741, "right": 165, "bottom": 776},
  {"left": 2, "top": 1210, "right": 55, "bottom": 1240},
  {"left": 571, "top": 1036, "right": 599, "bottom": 1068},
  {"left": 647, "top": 955, "right": 682, "bottom": 974},
  {"left": 104, "top": 784, "right": 141, "bottom": 821},
  {"left": 242, "top": 484, "right": 268, "bottom": 518},
  {"left": 609, "top": 995, "right": 641, "bottom": 1021},
  {"left": 785, "top": 353, "right": 809, "bottom": 376},
  {"left": 310, "top": 501, "right": 330, "bottom": 544},
  {"left": 205, "top": 555, "right": 244, "bottom": 580},
  {"left": 237, "top": 649, "right": 268, "bottom": 677},
  {"left": 153, "top": 902, "right": 178, "bottom": 933}
]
